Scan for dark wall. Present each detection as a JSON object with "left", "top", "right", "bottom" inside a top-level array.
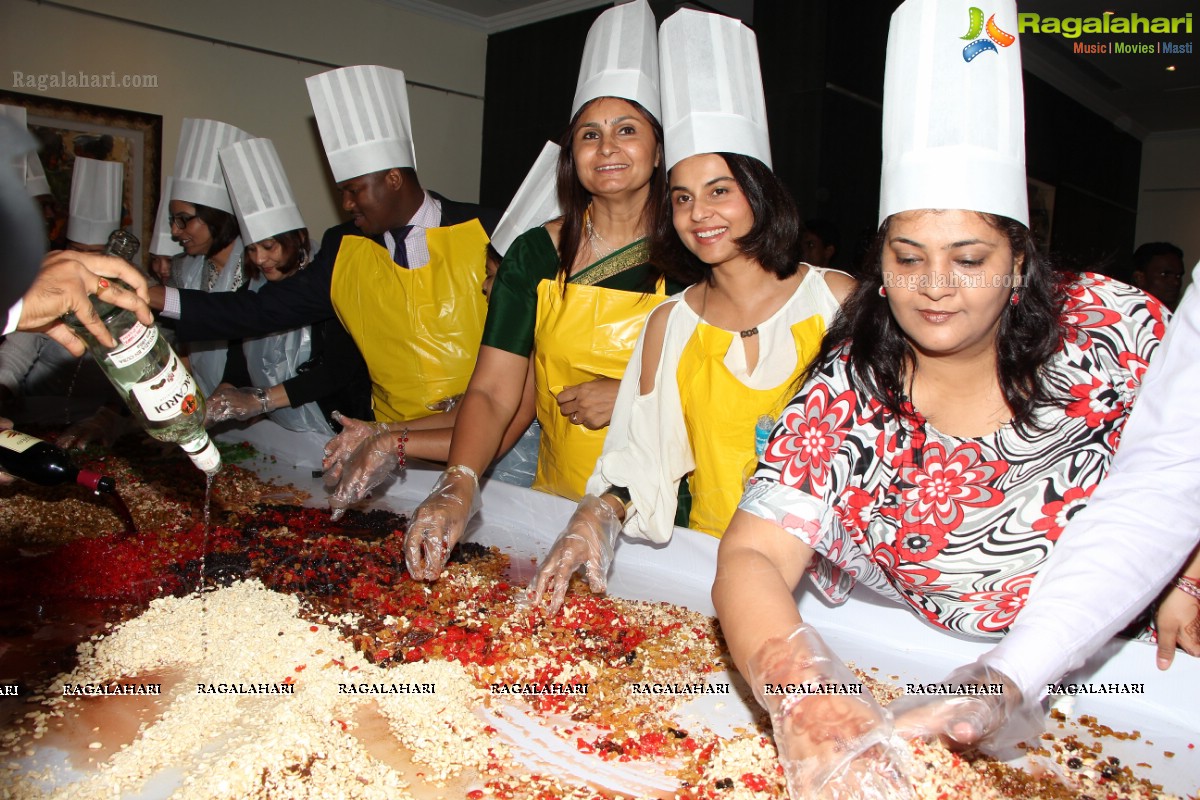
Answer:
[
  {"left": 480, "top": 0, "right": 1141, "bottom": 276},
  {"left": 479, "top": 6, "right": 600, "bottom": 210}
]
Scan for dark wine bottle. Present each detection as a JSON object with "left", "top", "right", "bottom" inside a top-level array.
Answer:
[{"left": 0, "top": 429, "right": 116, "bottom": 493}]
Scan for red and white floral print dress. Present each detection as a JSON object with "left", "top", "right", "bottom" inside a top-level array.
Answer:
[{"left": 739, "top": 273, "right": 1169, "bottom": 638}]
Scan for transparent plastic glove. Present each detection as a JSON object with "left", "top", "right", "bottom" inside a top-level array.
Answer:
[
  {"left": 425, "top": 393, "right": 464, "bottom": 414},
  {"left": 205, "top": 386, "right": 269, "bottom": 425},
  {"left": 890, "top": 661, "right": 1041, "bottom": 759},
  {"left": 405, "top": 465, "right": 481, "bottom": 581},
  {"left": 525, "top": 494, "right": 621, "bottom": 616},
  {"left": 328, "top": 431, "right": 399, "bottom": 521},
  {"left": 58, "top": 405, "right": 130, "bottom": 450},
  {"left": 322, "top": 411, "right": 390, "bottom": 487},
  {"left": 747, "top": 624, "right": 912, "bottom": 800}
]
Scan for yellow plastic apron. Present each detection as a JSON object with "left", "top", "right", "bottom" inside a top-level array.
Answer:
[
  {"left": 676, "top": 315, "right": 825, "bottom": 537},
  {"left": 533, "top": 277, "right": 667, "bottom": 500},
  {"left": 330, "top": 221, "right": 489, "bottom": 423}
]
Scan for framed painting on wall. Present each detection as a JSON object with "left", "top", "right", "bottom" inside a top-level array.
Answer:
[
  {"left": 1027, "top": 176, "right": 1056, "bottom": 254},
  {"left": 0, "top": 89, "right": 162, "bottom": 268}
]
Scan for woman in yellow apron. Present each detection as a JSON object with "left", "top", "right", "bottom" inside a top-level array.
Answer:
[
  {"left": 396, "top": 90, "right": 683, "bottom": 579},
  {"left": 526, "top": 149, "right": 854, "bottom": 613}
]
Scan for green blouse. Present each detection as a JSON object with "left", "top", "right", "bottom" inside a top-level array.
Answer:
[{"left": 481, "top": 226, "right": 676, "bottom": 356}]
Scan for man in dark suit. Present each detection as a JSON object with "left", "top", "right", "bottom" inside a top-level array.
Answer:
[{"left": 153, "top": 66, "right": 500, "bottom": 425}]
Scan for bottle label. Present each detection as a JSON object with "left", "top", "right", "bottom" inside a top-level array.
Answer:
[
  {"left": 0, "top": 429, "right": 39, "bottom": 453},
  {"left": 130, "top": 355, "right": 201, "bottom": 422},
  {"left": 107, "top": 322, "right": 159, "bottom": 369},
  {"left": 183, "top": 436, "right": 222, "bottom": 474}
]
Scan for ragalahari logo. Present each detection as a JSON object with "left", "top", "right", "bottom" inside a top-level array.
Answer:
[{"left": 961, "top": 7, "right": 1015, "bottom": 62}]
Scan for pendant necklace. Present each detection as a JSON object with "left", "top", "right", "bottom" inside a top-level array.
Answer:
[{"left": 700, "top": 284, "right": 760, "bottom": 338}]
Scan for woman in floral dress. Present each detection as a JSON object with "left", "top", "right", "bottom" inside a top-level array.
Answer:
[{"left": 713, "top": 206, "right": 1168, "bottom": 799}]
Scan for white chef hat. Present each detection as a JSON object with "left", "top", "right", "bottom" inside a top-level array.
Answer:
[
  {"left": 490, "top": 142, "right": 562, "bottom": 258},
  {"left": 658, "top": 8, "right": 771, "bottom": 171},
  {"left": 572, "top": 0, "right": 660, "bottom": 121},
  {"left": 0, "top": 105, "right": 29, "bottom": 185},
  {"left": 880, "top": 0, "right": 1028, "bottom": 226},
  {"left": 307, "top": 65, "right": 415, "bottom": 183},
  {"left": 150, "top": 177, "right": 182, "bottom": 257},
  {"left": 24, "top": 151, "right": 49, "bottom": 197},
  {"left": 66, "top": 157, "right": 123, "bottom": 246},
  {"left": 220, "top": 137, "right": 305, "bottom": 246},
  {"left": 0, "top": 105, "right": 50, "bottom": 197},
  {"left": 172, "top": 118, "right": 249, "bottom": 213}
]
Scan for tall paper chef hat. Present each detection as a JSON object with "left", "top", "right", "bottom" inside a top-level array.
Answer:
[
  {"left": 490, "top": 142, "right": 562, "bottom": 258},
  {"left": 572, "top": 0, "right": 660, "bottom": 121},
  {"left": 172, "top": 118, "right": 250, "bottom": 213},
  {"left": 220, "top": 137, "right": 305, "bottom": 246},
  {"left": 24, "top": 150, "right": 49, "bottom": 197},
  {"left": 150, "top": 177, "right": 182, "bottom": 257},
  {"left": 880, "top": 0, "right": 1027, "bottom": 225},
  {"left": 66, "top": 157, "right": 123, "bottom": 247},
  {"left": 658, "top": 8, "right": 771, "bottom": 171},
  {"left": 307, "top": 65, "right": 415, "bottom": 183},
  {"left": 0, "top": 105, "right": 29, "bottom": 185},
  {"left": 0, "top": 116, "right": 44, "bottom": 310},
  {"left": 0, "top": 105, "right": 50, "bottom": 197}
]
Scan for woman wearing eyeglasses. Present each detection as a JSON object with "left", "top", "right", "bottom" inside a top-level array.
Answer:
[{"left": 166, "top": 119, "right": 250, "bottom": 395}]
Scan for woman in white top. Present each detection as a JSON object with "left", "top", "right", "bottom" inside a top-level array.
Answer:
[{"left": 528, "top": 151, "right": 854, "bottom": 614}]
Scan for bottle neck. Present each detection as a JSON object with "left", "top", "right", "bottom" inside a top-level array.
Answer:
[{"left": 74, "top": 468, "right": 116, "bottom": 494}]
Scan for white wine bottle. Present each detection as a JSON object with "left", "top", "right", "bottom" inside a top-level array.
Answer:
[{"left": 61, "top": 231, "right": 221, "bottom": 474}]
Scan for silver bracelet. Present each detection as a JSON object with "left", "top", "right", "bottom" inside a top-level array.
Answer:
[
  {"left": 250, "top": 387, "right": 270, "bottom": 414},
  {"left": 1175, "top": 577, "right": 1200, "bottom": 601}
]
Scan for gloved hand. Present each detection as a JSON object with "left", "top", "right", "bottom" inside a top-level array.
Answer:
[
  {"left": 328, "top": 429, "right": 399, "bottom": 521},
  {"left": 205, "top": 386, "right": 270, "bottom": 425},
  {"left": 747, "top": 624, "right": 912, "bottom": 800},
  {"left": 425, "top": 393, "right": 463, "bottom": 414},
  {"left": 322, "top": 411, "right": 391, "bottom": 487},
  {"left": 405, "top": 465, "right": 480, "bottom": 581},
  {"left": 58, "top": 405, "right": 131, "bottom": 450},
  {"left": 890, "top": 661, "right": 1041, "bottom": 759},
  {"left": 525, "top": 494, "right": 622, "bottom": 616}
]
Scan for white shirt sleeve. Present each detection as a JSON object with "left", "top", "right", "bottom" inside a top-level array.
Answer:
[
  {"left": 3, "top": 299, "right": 23, "bottom": 335},
  {"left": 983, "top": 268, "right": 1200, "bottom": 701},
  {"left": 160, "top": 286, "right": 182, "bottom": 319},
  {"left": 586, "top": 300, "right": 695, "bottom": 544}
]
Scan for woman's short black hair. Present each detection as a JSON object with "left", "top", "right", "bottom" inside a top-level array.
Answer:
[
  {"left": 193, "top": 203, "right": 241, "bottom": 258},
  {"left": 244, "top": 228, "right": 311, "bottom": 281},
  {"left": 800, "top": 211, "right": 1067, "bottom": 431},
  {"left": 553, "top": 96, "right": 666, "bottom": 287},
  {"left": 650, "top": 153, "right": 803, "bottom": 286}
]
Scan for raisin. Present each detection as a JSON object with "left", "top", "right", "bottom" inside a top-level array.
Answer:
[
  {"left": 1066, "top": 757, "right": 1083, "bottom": 769},
  {"left": 715, "top": 777, "right": 734, "bottom": 790}
]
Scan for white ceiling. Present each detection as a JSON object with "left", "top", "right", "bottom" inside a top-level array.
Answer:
[{"left": 378, "top": 0, "right": 610, "bottom": 33}]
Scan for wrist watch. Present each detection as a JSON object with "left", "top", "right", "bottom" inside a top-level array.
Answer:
[
  {"left": 250, "top": 387, "right": 270, "bottom": 414},
  {"left": 604, "top": 484, "right": 634, "bottom": 517}
]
